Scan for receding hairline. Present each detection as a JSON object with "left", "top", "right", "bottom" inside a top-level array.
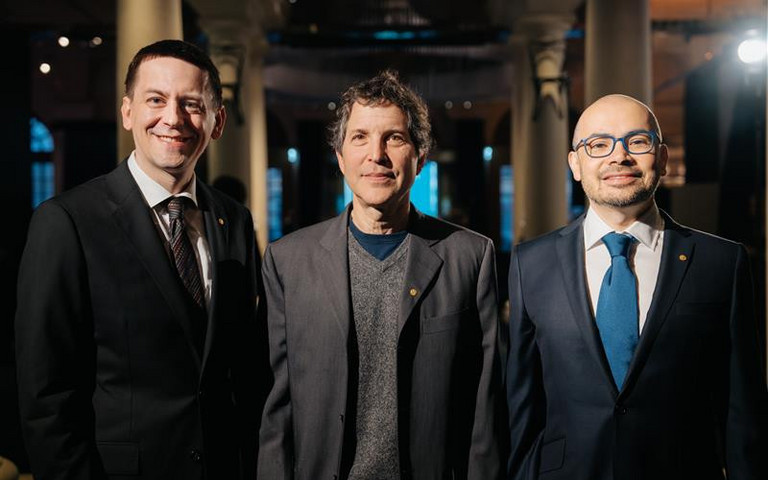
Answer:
[{"left": 572, "top": 94, "right": 662, "bottom": 147}]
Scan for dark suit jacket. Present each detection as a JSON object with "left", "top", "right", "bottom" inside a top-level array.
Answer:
[
  {"left": 257, "top": 207, "right": 504, "bottom": 480},
  {"left": 15, "top": 161, "right": 268, "bottom": 480},
  {"left": 506, "top": 211, "right": 768, "bottom": 480}
]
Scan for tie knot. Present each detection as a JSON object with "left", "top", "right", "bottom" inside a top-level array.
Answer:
[
  {"left": 167, "top": 197, "right": 186, "bottom": 221},
  {"left": 602, "top": 232, "right": 634, "bottom": 258}
]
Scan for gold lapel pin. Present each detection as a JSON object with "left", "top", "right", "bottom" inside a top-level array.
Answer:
[
  {"left": 409, "top": 287, "right": 418, "bottom": 297},
  {"left": 678, "top": 254, "right": 687, "bottom": 262},
  {"left": 218, "top": 218, "right": 225, "bottom": 226}
]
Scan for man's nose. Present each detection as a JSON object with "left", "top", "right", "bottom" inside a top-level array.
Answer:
[
  {"left": 368, "top": 139, "right": 387, "bottom": 162},
  {"left": 162, "top": 101, "right": 184, "bottom": 127},
  {"left": 608, "top": 138, "right": 632, "bottom": 163}
]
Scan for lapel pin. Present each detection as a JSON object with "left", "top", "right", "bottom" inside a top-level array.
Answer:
[
  {"left": 678, "top": 254, "right": 687, "bottom": 262},
  {"left": 218, "top": 218, "right": 225, "bottom": 226},
  {"left": 409, "top": 287, "right": 419, "bottom": 297}
]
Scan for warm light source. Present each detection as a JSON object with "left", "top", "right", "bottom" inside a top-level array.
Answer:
[
  {"left": 58, "top": 36, "right": 69, "bottom": 47},
  {"left": 737, "top": 38, "right": 767, "bottom": 64},
  {"left": 39, "top": 63, "right": 51, "bottom": 74}
]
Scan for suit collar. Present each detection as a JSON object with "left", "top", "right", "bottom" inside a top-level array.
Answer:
[
  {"left": 106, "top": 161, "right": 218, "bottom": 369},
  {"left": 317, "top": 205, "right": 445, "bottom": 339},
  {"left": 620, "top": 210, "right": 694, "bottom": 398},
  {"left": 556, "top": 215, "right": 618, "bottom": 395}
]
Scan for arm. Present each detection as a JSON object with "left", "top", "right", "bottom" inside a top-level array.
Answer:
[
  {"left": 725, "top": 244, "right": 768, "bottom": 479},
  {"left": 15, "top": 201, "right": 103, "bottom": 480},
  {"left": 231, "top": 210, "right": 270, "bottom": 479},
  {"left": 506, "top": 248, "right": 546, "bottom": 480},
  {"left": 256, "top": 245, "right": 294, "bottom": 480},
  {"left": 468, "top": 239, "right": 503, "bottom": 480}
]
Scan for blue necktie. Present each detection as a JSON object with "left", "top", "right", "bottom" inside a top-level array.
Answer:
[{"left": 595, "top": 232, "right": 639, "bottom": 389}]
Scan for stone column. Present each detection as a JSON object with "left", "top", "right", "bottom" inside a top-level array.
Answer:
[
  {"left": 205, "top": 22, "right": 252, "bottom": 186},
  {"left": 116, "top": 0, "right": 183, "bottom": 161},
  {"left": 511, "top": 15, "right": 574, "bottom": 243},
  {"left": 585, "top": 0, "right": 651, "bottom": 104},
  {"left": 246, "top": 40, "right": 269, "bottom": 254}
]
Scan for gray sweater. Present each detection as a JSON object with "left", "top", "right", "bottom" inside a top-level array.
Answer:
[{"left": 347, "top": 232, "right": 410, "bottom": 480}]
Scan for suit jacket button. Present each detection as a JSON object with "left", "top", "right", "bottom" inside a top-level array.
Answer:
[{"left": 190, "top": 448, "right": 203, "bottom": 463}]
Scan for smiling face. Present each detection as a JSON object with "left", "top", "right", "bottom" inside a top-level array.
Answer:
[
  {"left": 337, "top": 101, "right": 424, "bottom": 216},
  {"left": 121, "top": 56, "right": 225, "bottom": 189},
  {"left": 568, "top": 95, "right": 667, "bottom": 214}
]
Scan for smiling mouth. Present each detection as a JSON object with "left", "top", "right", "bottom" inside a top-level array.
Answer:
[
  {"left": 363, "top": 172, "right": 395, "bottom": 180},
  {"left": 154, "top": 133, "right": 191, "bottom": 144}
]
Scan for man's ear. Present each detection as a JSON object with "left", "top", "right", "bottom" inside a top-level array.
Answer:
[
  {"left": 416, "top": 153, "right": 426, "bottom": 175},
  {"left": 211, "top": 105, "right": 227, "bottom": 140},
  {"left": 120, "top": 96, "right": 133, "bottom": 132},
  {"left": 567, "top": 151, "right": 582, "bottom": 181},
  {"left": 657, "top": 143, "right": 669, "bottom": 176},
  {"left": 336, "top": 150, "right": 345, "bottom": 175}
]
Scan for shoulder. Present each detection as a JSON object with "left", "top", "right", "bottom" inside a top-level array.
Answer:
[
  {"left": 513, "top": 221, "right": 579, "bottom": 259},
  {"left": 32, "top": 173, "right": 110, "bottom": 222},
  {"left": 411, "top": 211, "right": 492, "bottom": 251},
  {"left": 266, "top": 214, "right": 341, "bottom": 254},
  {"left": 665, "top": 215, "right": 744, "bottom": 254}
]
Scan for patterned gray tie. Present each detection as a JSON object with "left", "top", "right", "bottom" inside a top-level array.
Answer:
[{"left": 167, "top": 197, "right": 205, "bottom": 309}]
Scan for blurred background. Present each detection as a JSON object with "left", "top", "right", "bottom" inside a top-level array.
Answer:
[{"left": 1, "top": 0, "right": 766, "bottom": 475}]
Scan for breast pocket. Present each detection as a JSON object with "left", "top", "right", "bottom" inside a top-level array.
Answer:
[{"left": 421, "top": 307, "right": 470, "bottom": 335}]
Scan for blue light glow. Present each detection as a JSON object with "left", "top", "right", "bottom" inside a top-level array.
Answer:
[
  {"left": 287, "top": 148, "right": 300, "bottom": 164},
  {"left": 483, "top": 146, "right": 493, "bottom": 162}
]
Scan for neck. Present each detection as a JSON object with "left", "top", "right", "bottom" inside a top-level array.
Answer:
[
  {"left": 135, "top": 156, "right": 194, "bottom": 194},
  {"left": 350, "top": 199, "right": 410, "bottom": 234},
  {"left": 590, "top": 199, "right": 656, "bottom": 231}
]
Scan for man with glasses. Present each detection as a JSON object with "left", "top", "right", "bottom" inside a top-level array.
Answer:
[{"left": 506, "top": 94, "right": 766, "bottom": 480}]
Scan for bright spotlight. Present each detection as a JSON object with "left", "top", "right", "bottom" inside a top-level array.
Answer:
[
  {"left": 39, "top": 63, "right": 51, "bottom": 74},
  {"left": 58, "top": 36, "right": 70, "bottom": 47},
  {"left": 737, "top": 38, "right": 767, "bottom": 64}
]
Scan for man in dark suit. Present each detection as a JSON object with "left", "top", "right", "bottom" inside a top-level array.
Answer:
[
  {"left": 506, "top": 94, "right": 767, "bottom": 480},
  {"left": 15, "top": 40, "right": 267, "bottom": 479},
  {"left": 257, "top": 71, "right": 504, "bottom": 479}
]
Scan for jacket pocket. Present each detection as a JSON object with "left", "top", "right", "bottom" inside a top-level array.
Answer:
[
  {"left": 539, "top": 437, "right": 565, "bottom": 474},
  {"left": 97, "top": 442, "right": 139, "bottom": 475},
  {"left": 421, "top": 307, "right": 469, "bottom": 334}
]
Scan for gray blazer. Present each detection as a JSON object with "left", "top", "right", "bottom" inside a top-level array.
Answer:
[{"left": 257, "top": 207, "right": 504, "bottom": 480}]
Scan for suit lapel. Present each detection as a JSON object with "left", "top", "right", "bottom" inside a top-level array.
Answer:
[
  {"left": 556, "top": 217, "right": 617, "bottom": 395},
  {"left": 197, "top": 182, "right": 229, "bottom": 371},
  {"left": 107, "top": 161, "right": 202, "bottom": 368},
  {"left": 319, "top": 209, "right": 353, "bottom": 341},
  {"left": 620, "top": 213, "right": 694, "bottom": 398},
  {"left": 398, "top": 210, "right": 443, "bottom": 334}
]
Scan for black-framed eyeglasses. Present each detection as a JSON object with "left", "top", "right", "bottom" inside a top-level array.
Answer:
[{"left": 573, "top": 130, "right": 659, "bottom": 158}]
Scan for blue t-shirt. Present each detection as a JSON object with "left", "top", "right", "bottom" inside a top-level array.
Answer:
[{"left": 349, "top": 220, "right": 408, "bottom": 261}]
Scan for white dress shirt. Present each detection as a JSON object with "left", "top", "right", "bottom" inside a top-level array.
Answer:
[
  {"left": 127, "top": 153, "right": 213, "bottom": 305},
  {"left": 583, "top": 205, "right": 665, "bottom": 333}
]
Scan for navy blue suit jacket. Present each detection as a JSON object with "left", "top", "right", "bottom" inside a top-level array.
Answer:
[{"left": 506, "top": 212, "right": 767, "bottom": 480}]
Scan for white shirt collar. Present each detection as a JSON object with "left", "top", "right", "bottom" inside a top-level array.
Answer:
[
  {"left": 126, "top": 152, "right": 197, "bottom": 208},
  {"left": 584, "top": 204, "right": 664, "bottom": 251}
]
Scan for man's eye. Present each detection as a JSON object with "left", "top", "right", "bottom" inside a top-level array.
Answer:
[
  {"left": 148, "top": 97, "right": 164, "bottom": 105},
  {"left": 387, "top": 134, "right": 406, "bottom": 145},
  {"left": 589, "top": 140, "right": 610, "bottom": 149},
  {"left": 183, "top": 102, "right": 203, "bottom": 113}
]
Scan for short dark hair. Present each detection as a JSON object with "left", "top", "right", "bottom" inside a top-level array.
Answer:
[
  {"left": 329, "top": 70, "right": 433, "bottom": 158},
  {"left": 124, "top": 39, "right": 223, "bottom": 108}
]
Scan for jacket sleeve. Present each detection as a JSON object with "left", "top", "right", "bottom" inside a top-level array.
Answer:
[
  {"left": 15, "top": 201, "right": 105, "bottom": 480},
  {"left": 506, "top": 246, "right": 546, "bottom": 480},
  {"left": 231, "top": 209, "right": 271, "bottom": 480},
  {"left": 725, "top": 244, "right": 768, "bottom": 479},
  {"left": 257, "top": 244, "right": 294, "bottom": 480},
  {"left": 467, "top": 239, "right": 504, "bottom": 479}
]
